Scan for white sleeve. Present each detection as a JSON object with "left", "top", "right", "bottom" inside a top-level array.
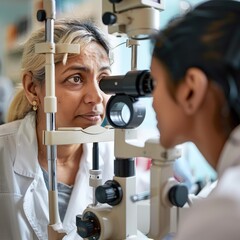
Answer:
[{"left": 175, "top": 195, "right": 240, "bottom": 240}]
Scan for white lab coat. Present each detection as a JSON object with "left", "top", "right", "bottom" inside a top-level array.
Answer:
[
  {"left": 0, "top": 112, "right": 115, "bottom": 240},
  {"left": 175, "top": 125, "right": 240, "bottom": 240}
]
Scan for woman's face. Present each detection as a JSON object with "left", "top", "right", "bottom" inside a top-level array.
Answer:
[
  {"left": 37, "top": 41, "right": 111, "bottom": 129},
  {"left": 151, "top": 57, "right": 190, "bottom": 148}
]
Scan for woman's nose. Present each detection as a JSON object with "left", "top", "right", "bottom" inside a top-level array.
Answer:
[{"left": 84, "top": 81, "right": 103, "bottom": 104}]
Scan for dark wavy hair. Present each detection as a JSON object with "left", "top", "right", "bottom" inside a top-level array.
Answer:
[{"left": 152, "top": 0, "right": 240, "bottom": 127}]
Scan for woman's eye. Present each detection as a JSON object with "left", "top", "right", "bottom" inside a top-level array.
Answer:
[{"left": 67, "top": 75, "right": 83, "bottom": 85}]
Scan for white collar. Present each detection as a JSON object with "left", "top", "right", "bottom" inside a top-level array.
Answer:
[{"left": 13, "top": 112, "right": 40, "bottom": 179}]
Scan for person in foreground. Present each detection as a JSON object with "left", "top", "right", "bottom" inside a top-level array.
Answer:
[
  {"left": 0, "top": 19, "right": 115, "bottom": 239},
  {"left": 150, "top": 0, "right": 240, "bottom": 239}
]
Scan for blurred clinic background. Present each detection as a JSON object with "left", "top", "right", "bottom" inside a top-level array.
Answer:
[{"left": 0, "top": 0, "right": 217, "bottom": 193}]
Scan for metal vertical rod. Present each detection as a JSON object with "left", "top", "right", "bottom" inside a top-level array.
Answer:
[
  {"left": 131, "top": 43, "right": 138, "bottom": 70},
  {"left": 47, "top": 115, "right": 57, "bottom": 192},
  {"left": 92, "top": 142, "right": 99, "bottom": 206},
  {"left": 36, "top": 2, "right": 67, "bottom": 239},
  {"left": 42, "top": 0, "right": 59, "bottom": 225},
  {"left": 45, "top": 18, "right": 57, "bottom": 194},
  {"left": 92, "top": 142, "right": 99, "bottom": 170}
]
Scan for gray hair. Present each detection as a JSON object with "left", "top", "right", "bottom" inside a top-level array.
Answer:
[{"left": 7, "top": 19, "right": 111, "bottom": 122}]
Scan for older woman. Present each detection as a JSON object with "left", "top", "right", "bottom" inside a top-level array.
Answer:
[{"left": 0, "top": 19, "right": 114, "bottom": 239}]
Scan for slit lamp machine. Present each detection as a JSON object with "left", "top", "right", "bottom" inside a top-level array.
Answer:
[{"left": 36, "top": 0, "right": 189, "bottom": 239}]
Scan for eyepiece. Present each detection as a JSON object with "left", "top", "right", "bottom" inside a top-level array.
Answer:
[{"left": 100, "top": 70, "right": 153, "bottom": 97}]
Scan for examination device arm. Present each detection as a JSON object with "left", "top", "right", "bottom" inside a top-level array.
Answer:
[{"left": 36, "top": 1, "right": 65, "bottom": 239}]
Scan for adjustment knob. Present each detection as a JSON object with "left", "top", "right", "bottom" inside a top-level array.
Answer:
[
  {"left": 36, "top": 10, "right": 46, "bottom": 22},
  {"left": 168, "top": 184, "right": 188, "bottom": 207},
  {"left": 95, "top": 180, "right": 123, "bottom": 206},
  {"left": 76, "top": 213, "right": 100, "bottom": 239},
  {"left": 102, "top": 12, "right": 117, "bottom": 25},
  {"left": 77, "top": 218, "right": 94, "bottom": 238}
]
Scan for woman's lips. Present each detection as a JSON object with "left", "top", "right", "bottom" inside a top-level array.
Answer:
[{"left": 78, "top": 113, "right": 102, "bottom": 122}]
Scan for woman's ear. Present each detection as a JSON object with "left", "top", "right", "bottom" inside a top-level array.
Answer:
[
  {"left": 22, "top": 72, "right": 39, "bottom": 104},
  {"left": 176, "top": 67, "right": 208, "bottom": 115}
]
